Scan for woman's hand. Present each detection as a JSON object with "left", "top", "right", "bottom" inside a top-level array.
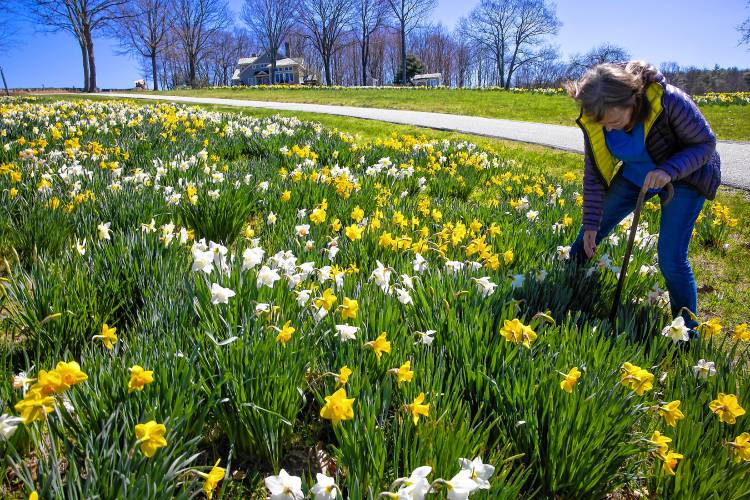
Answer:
[
  {"left": 583, "top": 230, "right": 597, "bottom": 259},
  {"left": 643, "top": 169, "right": 671, "bottom": 191}
]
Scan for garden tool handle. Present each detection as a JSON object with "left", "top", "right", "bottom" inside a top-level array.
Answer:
[{"left": 609, "top": 181, "right": 673, "bottom": 324}]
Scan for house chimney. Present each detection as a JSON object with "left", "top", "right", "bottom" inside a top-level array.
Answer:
[{"left": 284, "top": 42, "right": 291, "bottom": 58}]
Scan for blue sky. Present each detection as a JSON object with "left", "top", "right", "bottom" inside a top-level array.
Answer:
[{"left": 2, "top": 0, "right": 749, "bottom": 88}]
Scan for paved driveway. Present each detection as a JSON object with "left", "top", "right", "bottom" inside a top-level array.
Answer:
[{"left": 102, "top": 93, "right": 750, "bottom": 190}]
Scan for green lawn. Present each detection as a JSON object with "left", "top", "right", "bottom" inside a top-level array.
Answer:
[
  {"left": 46, "top": 94, "right": 750, "bottom": 327},
  {"left": 134, "top": 87, "right": 750, "bottom": 141}
]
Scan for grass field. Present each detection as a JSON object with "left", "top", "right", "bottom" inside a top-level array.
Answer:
[
  {"left": 142, "top": 87, "right": 750, "bottom": 141},
  {"left": 2, "top": 95, "right": 749, "bottom": 498}
]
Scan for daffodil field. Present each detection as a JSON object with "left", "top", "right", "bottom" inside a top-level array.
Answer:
[{"left": 1, "top": 97, "right": 749, "bottom": 499}]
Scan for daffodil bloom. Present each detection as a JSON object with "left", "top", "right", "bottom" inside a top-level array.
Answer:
[
  {"left": 276, "top": 320, "right": 295, "bottom": 346},
  {"left": 457, "top": 456, "right": 495, "bottom": 490},
  {"left": 257, "top": 265, "right": 281, "bottom": 289},
  {"left": 648, "top": 430, "right": 672, "bottom": 459},
  {"left": 620, "top": 362, "right": 654, "bottom": 396},
  {"left": 336, "top": 365, "right": 352, "bottom": 387},
  {"left": 334, "top": 324, "right": 358, "bottom": 341},
  {"left": 265, "top": 469, "right": 304, "bottom": 500},
  {"left": 210, "top": 283, "right": 236, "bottom": 305},
  {"left": 390, "top": 361, "right": 414, "bottom": 386},
  {"left": 28, "top": 492, "right": 38, "bottom": 500},
  {"left": 339, "top": 297, "right": 358, "bottom": 320},
  {"left": 660, "top": 450, "right": 683, "bottom": 476},
  {"left": 0, "top": 413, "right": 25, "bottom": 440},
  {"left": 32, "top": 369, "right": 63, "bottom": 395},
  {"left": 134, "top": 420, "right": 168, "bottom": 457},
  {"left": 499, "top": 318, "right": 537, "bottom": 348},
  {"left": 697, "top": 317, "right": 722, "bottom": 339},
  {"left": 310, "top": 472, "right": 339, "bottom": 500},
  {"left": 727, "top": 432, "right": 750, "bottom": 463},
  {"left": 75, "top": 238, "right": 87, "bottom": 255},
  {"left": 692, "top": 359, "right": 717, "bottom": 379},
  {"left": 709, "top": 393, "right": 746, "bottom": 424},
  {"left": 128, "top": 365, "right": 154, "bottom": 393},
  {"left": 315, "top": 288, "right": 337, "bottom": 311},
  {"left": 93, "top": 323, "right": 118, "bottom": 350},
  {"left": 196, "top": 459, "right": 225, "bottom": 499},
  {"left": 97, "top": 222, "right": 111, "bottom": 240},
  {"left": 407, "top": 392, "right": 430, "bottom": 425},
  {"left": 473, "top": 277, "right": 497, "bottom": 298},
  {"left": 320, "top": 388, "right": 355, "bottom": 424},
  {"left": 390, "top": 466, "right": 432, "bottom": 499},
  {"left": 14, "top": 389, "right": 55, "bottom": 423},
  {"left": 661, "top": 317, "right": 690, "bottom": 343},
  {"left": 365, "top": 332, "right": 391, "bottom": 360},
  {"left": 734, "top": 323, "right": 750, "bottom": 342},
  {"left": 659, "top": 400, "right": 685, "bottom": 427},
  {"left": 559, "top": 367, "right": 581, "bottom": 393},
  {"left": 345, "top": 224, "right": 363, "bottom": 241}
]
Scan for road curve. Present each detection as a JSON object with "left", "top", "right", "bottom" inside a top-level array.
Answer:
[{"left": 97, "top": 93, "right": 750, "bottom": 190}]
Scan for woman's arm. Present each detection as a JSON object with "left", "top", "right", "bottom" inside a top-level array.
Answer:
[
  {"left": 656, "top": 86, "right": 717, "bottom": 181},
  {"left": 582, "top": 136, "right": 607, "bottom": 231}
]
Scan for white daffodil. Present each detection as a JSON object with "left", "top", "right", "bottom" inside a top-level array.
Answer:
[
  {"left": 443, "top": 470, "right": 479, "bottom": 500},
  {"left": 370, "top": 260, "right": 392, "bottom": 293},
  {"left": 416, "top": 330, "right": 435, "bottom": 346},
  {"left": 692, "top": 359, "right": 717, "bottom": 379},
  {"left": 0, "top": 414, "right": 24, "bottom": 440},
  {"left": 310, "top": 472, "right": 339, "bottom": 500},
  {"left": 192, "top": 249, "right": 214, "bottom": 274},
  {"left": 255, "top": 303, "right": 271, "bottom": 315},
  {"left": 265, "top": 469, "right": 304, "bottom": 500},
  {"left": 296, "top": 224, "right": 310, "bottom": 237},
  {"left": 534, "top": 269, "right": 548, "bottom": 283},
  {"left": 97, "top": 222, "right": 111, "bottom": 240},
  {"left": 267, "top": 211, "right": 277, "bottom": 225},
  {"left": 395, "top": 287, "right": 413, "bottom": 305},
  {"left": 661, "top": 316, "right": 690, "bottom": 343},
  {"left": 556, "top": 245, "right": 571, "bottom": 261},
  {"left": 526, "top": 210, "right": 539, "bottom": 221},
  {"left": 457, "top": 456, "right": 495, "bottom": 490},
  {"left": 305, "top": 240, "right": 315, "bottom": 251},
  {"left": 445, "top": 260, "right": 465, "bottom": 274},
  {"left": 257, "top": 181, "right": 270, "bottom": 192},
  {"left": 413, "top": 253, "right": 428, "bottom": 273},
  {"left": 296, "top": 289, "right": 312, "bottom": 307},
  {"left": 210, "top": 283, "right": 236, "bottom": 305},
  {"left": 242, "top": 246, "right": 265, "bottom": 270},
  {"left": 177, "top": 227, "right": 189, "bottom": 245},
  {"left": 314, "top": 306, "right": 328, "bottom": 322},
  {"left": 394, "top": 465, "right": 433, "bottom": 500},
  {"left": 473, "top": 277, "right": 497, "bottom": 298},
  {"left": 75, "top": 238, "right": 87, "bottom": 256},
  {"left": 401, "top": 274, "right": 415, "bottom": 290},
  {"left": 639, "top": 264, "right": 657, "bottom": 276},
  {"left": 335, "top": 324, "right": 358, "bottom": 341},
  {"left": 257, "top": 266, "right": 281, "bottom": 289}
]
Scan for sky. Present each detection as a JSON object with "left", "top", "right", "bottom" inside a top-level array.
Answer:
[{"left": 1, "top": 0, "right": 749, "bottom": 89}]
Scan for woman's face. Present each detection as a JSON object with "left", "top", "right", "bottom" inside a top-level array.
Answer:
[{"left": 598, "top": 106, "right": 633, "bottom": 131}]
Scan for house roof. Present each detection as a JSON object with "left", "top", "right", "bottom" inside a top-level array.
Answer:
[{"left": 412, "top": 73, "right": 442, "bottom": 80}]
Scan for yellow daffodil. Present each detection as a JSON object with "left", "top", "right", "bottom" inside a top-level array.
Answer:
[
  {"left": 345, "top": 224, "right": 363, "bottom": 241},
  {"left": 697, "top": 318, "right": 722, "bottom": 339},
  {"left": 281, "top": 190, "right": 291, "bottom": 202},
  {"left": 407, "top": 392, "right": 430, "bottom": 425},
  {"left": 275, "top": 320, "right": 296, "bottom": 346},
  {"left": 620, "top": 362, "right": 654, "bottom": 396},
  {"left": 658, "top": 400, "right": 685, "bottom": 427},
  {"left": 314, "top": 288, "right": 337, "bottom": 311},
  {"left": 365, "top": 332, "right": 391, "bottom": 360},
  {"left": 93, "top": 323, "right": 118, "bottom": 350},
  {"left": 503, "top": 249, "right": 514, "bottom": 264},
  {"left": 320, "top": 388, "right": 355, "bottom": 424},
  {"left": 559, "top": 367, "right": 581, "bottom": 393},
  {"left": 727, "top": 432, "right": 750, "bottom": 463},
  {"left": 336, "top": 365, "right": 352, "bottom": 387},
  {"left": 648, "top": 430, "right": 672, "bottom": 459},
  {"left": 32, "top": 369, "right": 63, "bottom": 396},
  {"left": 709, "top": 393, "right": 746, "bottom": 424},
  {"left": 340, "top": 297, "right": 358, "bottom": 320},
  {"left": 53, "top": 361, "right": 88, "bottom": 390},
  {"left": 390, "top": 361, "right": 414, "bottom": 386},
  {"left": 499, "top": 318, "right": 537, "bottom": 349},
  {"left": 660, "top": 450, "right": 683, "bottom": 476},
  {"left": 29, "top": 492, "right": 38, "bottom": 500},
  {"left": 14, "top": 389, "right": 55, "bottom": 423},
  {"left": 134, "top": 420, "right": 168, "bottom": 457},
  {"left": 734, "top": 323, "right": 750, "bottom": 342},
  {"left": 128, "top": 365, "right": 154, "bottom": 393},
  {"left": 196, "top": 459, "right": 226, "bottom": 499},
  {"left": 351, "top": 206, "right": 364, "bottom": 222}
]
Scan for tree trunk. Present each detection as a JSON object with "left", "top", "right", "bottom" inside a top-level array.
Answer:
[
  {"left": 324, "top": 51, "right": 332, "bottom": 86},
  {"left": 84, "top": 26, "right": 97, "bottom": 92},
  {"left": 151, "top": 51, "right": 159, "bottom": 91},
  {"left": 79, "top": 41, "right": 90, "bottom": 92},
  {"left": 189, "top": 54, "right": 196, "bottom": 87},
  {"left": 400, "top": 24, "right": 407, "bottom": 85},
  {"left": 361, "top": 35, "right": 369, "bottom": 86}
]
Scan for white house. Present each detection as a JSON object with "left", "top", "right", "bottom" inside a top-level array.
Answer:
[
  {"left": 412, "top": 73, "right": 443, "bottom": 87},
  {"left": 231, "top": 46, "right": 307, "bottom": 86}
]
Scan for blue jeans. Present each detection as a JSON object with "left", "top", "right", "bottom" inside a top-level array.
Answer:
[{"left": 570, "top": 174, "right": 705, "bottom": 328}]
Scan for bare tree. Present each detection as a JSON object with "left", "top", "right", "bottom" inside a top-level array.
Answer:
[
  {"left": 172, "top": 0, "right": 231, "bottom": 87},
  {"left": 740, "top": 1, "right": 750, "bottom": 48},
  {"left": 242, "top": 0, "right": 299, "bottom": 85},
  {"left": 568, "top": 43, "right": 630, "bottom": 78},
  {"left": 24, "top": 0, "right": 128, "bottom": 91},
  {"left": 386, "top": 0, "right": 436, "bottom": 85},
  {"left": 111, "top": 0, "right": 171, "bottom": 90},
  {"left": 461, "top": 0, "right": 517, "bottom": 86},
  {"left": 504, "top": 0, "right": 560, "bottom": 88},
  {"left": 207, "top": 29, "right": 253, "bottom": 85},
  {"left": 353, "top": 0, "right": 388, "bottom": 85},
  {"left": 299, "top": 0, "right": 353, "bottom": 85}
]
